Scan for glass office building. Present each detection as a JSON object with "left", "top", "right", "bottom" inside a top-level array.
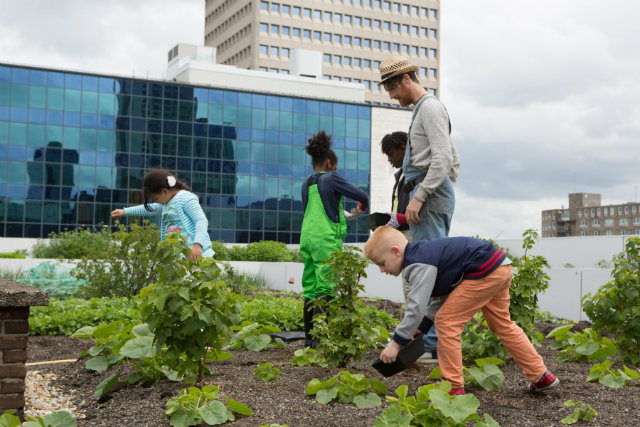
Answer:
[{"left": 0, "top": 63, "right": 371, "bottom": 243}]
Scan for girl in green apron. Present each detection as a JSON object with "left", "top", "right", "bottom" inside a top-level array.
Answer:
[{"left": 300, "top": 131, "right": 369, "bottom": 347}]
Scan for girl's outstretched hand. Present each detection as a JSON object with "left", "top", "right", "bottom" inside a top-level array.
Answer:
[
  {"left": 191, "top": 243, "right": 203, "bottom": 261},
  {"left": 111, "top": 209, "right": 124, "bottom": 219}
]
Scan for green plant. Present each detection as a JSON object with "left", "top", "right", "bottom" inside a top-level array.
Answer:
[
  {"left": 290, "top": 347, "right": 327, "bottom": 367},
  {"left": 546, "top": 325, "right": 617, "bottom": 362},
  {"left": 375, "top": 382, "right": 500, "bottom": 427},
  {"left": 596, "top": 259, "right": 611, "bottom": 268},
  {"left": 535, "top": 311, "right": 562, "bottom": 323},
  {"left": 561, "top": 400, "right": 597, "bottom": 425},
  {"left": 586, "top": 360, "right": 640, "bottom": 388},
  {"left": 219, "top": 264, "right": 270, "bottom": 293},
  {"left": 307, "top": 246, "right": 388, "bottom": 367},
  {"left": 245, "top": 240, "right": 294, "bottom": 262},
  {"left": 238, "top": 294, "right": 303, "bottom": 330},
  {"left": 254, "top": 362, "right": 281, "bottom": 382},
  {"left": 224, "top": 321, "right": 286, "bottom": 352},
  {"left": 509, "top": 229, "right": 549, "bottom": 344},
  {"left": 0, "top": 267, "right": 22, "bottom": 280},
  {"left": 563, "top": 263, "right": 575, "bottom": 268},
  {"left": 29, "top": 297, "right": 139, "bottom": 336},
  {"left": 464, "top": 358, "right": 505, "bottom": 391},
  {"left": 0, "top": 409, "right": 77, "bottom": 427},
  {"left": 209, "top": 240, "right": 229, "bottom": 260},
  {"left": 461, "top": 313, "right": 505, "bottom": 363},
  {"left": 31, "top": 226, "right": 112, "bottom": 259},
  {"left": 139, "top": 232, "right": 240, "bottom": 383},
  {"left": 582, "top": 237, "right": 640, "bottom": 366},
  {"left": 305, "top": 371, "right": 388, "bottom": 409},
  {"left": 0, "top": 250, "right": 26, "bottom": 259},
  {"left": 165, "top": 385, "right": 252, "bottom": 427},
  {"left": 72, "top": 220, "right": 161, "bottom": 298},
  {"left": 228, "top": 245, "right": 248, "bottom": 260}
]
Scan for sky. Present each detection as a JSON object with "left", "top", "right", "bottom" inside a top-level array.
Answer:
[{"left": 1, "top": 0, "right": 639, "bottom": 240}]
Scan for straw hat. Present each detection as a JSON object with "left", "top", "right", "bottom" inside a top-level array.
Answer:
[{"left": 378, "top": 56, "right": 419, "bottom": 84}]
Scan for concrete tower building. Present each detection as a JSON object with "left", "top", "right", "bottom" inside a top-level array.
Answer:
[{"left": 204, "top": 0, "right": 441, "bottom": 105}]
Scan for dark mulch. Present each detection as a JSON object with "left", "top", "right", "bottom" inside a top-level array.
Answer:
[{"left": 27, "top": 311, "right": 640, "bottom": 427}]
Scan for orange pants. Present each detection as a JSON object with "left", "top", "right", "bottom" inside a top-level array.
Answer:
[{"left": 434, "top": 265, "right": 547, "bottom": 388}]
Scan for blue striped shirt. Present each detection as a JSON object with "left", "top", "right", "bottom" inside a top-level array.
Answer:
[{"left": 123, "top": 190, "right": 212, "bottom": 252}]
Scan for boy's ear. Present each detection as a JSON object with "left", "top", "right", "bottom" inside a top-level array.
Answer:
[{"left": 390, "top": 245, "right": 401, "bottom": 256}]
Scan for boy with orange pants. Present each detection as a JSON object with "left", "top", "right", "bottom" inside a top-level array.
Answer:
[{"left": 364, "top": 226, "right": 559, "bottom": 395}]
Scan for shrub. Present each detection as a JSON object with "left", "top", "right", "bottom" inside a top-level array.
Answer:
[
  {"left": 582, "top": 237, "right": 640, "bottom": 366},
  {"left": 210, "top": 240, "right": 229, "bottom": 260},
  {"left": 245, "top": 241, "right": 294, "bottom": 262},
  {"left": 239, "top": 295, "right": 303, "bottom": 331},
  {"left": 72, "top": 220, "right": 161, "bottom": 298},
  {"left": 229, "top": 245, "right": 248, "bottom": 261},
  {"left": 31, "top": 227, "right": 112, "bottom": 259}
]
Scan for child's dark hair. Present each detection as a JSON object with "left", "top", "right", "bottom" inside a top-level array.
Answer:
[
  {"left": 380, "top": 131, "right": 407, "bottom": 155},
  {"left": 305, "top": 131, "right": 338, "bottom": 168},
  {"left": 142, "top": 169, "right": 191, "bottom": 211}
]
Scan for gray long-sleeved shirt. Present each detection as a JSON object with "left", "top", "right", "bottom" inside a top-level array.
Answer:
[{"left": 409, "top": 95, "right": 460, "bottom": 203}]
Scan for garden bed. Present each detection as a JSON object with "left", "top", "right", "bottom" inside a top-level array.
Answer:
[{"left": 25, "top": 318, "right": 640, "bottom": 427}]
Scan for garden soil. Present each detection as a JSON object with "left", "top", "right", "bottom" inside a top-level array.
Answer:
[{"left": 26, "top": 302, "right": 640, "bottom": 427}]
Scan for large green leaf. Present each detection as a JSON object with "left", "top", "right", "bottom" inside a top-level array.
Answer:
[
  {"left": 94, "top": 373, "right": 120, "bottom": 400},
  {"left": 0, "top": 411, "right": 21, "bottom": 427},
  {"left": 369, "top": 378, "right": 388, "bottom": 395},
  {"left": 245, "top": 334, "right": 271, "bottom": 352},
  {"left": 353, "top": 392, "right": 382, "bottom": 408},
  {"left": 373, "top": 405, "right": 413, "bottom": 427},
  {"left": 575, "top": 342, "right": 599, "bottom": 356},
  {"left": 199, "top": 400, "right": 229, "bottom": 425},
  {"left": 40, "top": 411, "right": 77, "bottom": 427},
  {"left": 169, "top": 408, "right": 197, "bottom": 427},
  {"left": 599, "top": 374, "right": 626, "bottom": 388},
  {"left": 429, "top": 390, "right": 480, "bottom": 424},
  {"left": 119, "top": 336, "right": 156, "bottom": 359},
  {"left": 131, "top": 323, "right": 153, "bottom": 337},
  {"left": 316, "top": 388, "right": 338, "bottom": 404},
  {"left": 226, "top": 397, "right": 253, "bottom": 416},
  {"left": 467, "top": 363, "right": 504, "bottom": 391},
  {"left": 85, "top": 355, "right": 123, "bottom": 372}
]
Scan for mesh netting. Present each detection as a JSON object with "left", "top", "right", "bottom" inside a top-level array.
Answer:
[{"left": 17, "top": 262, "right": 85, "bottom": 299}]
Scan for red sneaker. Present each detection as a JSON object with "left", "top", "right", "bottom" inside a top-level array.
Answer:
[
  {"left": 449, "top": 387, "right": 465, "bottom": 396},
  {"left": 529, "top": 370, "right": 559, "bottom": 392}
]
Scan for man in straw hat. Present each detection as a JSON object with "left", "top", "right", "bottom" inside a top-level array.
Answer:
[{"left": 379, "top": 55, "right": 460, "bottom": 361}]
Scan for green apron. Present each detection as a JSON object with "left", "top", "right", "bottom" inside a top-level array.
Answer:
[{"left": 299, "top": 177, "right": 347, "bottom": 299}]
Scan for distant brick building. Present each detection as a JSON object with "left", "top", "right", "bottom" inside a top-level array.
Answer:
[{"left": 542, "top": 193, "right": 640, "bottom": 237}]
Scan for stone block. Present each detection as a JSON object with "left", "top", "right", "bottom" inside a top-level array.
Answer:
[
  {"left": 3, "top": 350, "right": 27, "bottom": 364},
  {"left": 0, "top": 337, "right": 27, "bottom": 350},
  {"left": 0, "top": 366, "right": 27, "bottom": 378}
]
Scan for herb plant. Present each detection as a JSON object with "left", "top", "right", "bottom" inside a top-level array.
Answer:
[
  {"left": 0, "top": 410, "right": 77, "bottom": 427},
  {"left": 464, "top": 358, "right": 505, "bottom": 391},
  {"left": 165, "top": 385, "right": 252, "bottom": 427},
  {"left": 582, "top": 237, "right": 640, "bottom": 366},
  {"left": 305, "top": 371, "right": 388, "bottom": 409},
  {"left": 375, "top": 383, "right": 501, "bottom": 427},
  {"left": 254, "top": 362, "right": 281, "bottom": 382},
  {"left": 586, "top": 360, "right": 640, "bottom": 388},
  {"left": 546, "top": 325, "right": 617, "bottom": 363},
  {"left": 139, "top": 232, "right": 241, "bottom": 383},
  {"left": 561, "top": 400, "right": 597, "bottom": 425}
]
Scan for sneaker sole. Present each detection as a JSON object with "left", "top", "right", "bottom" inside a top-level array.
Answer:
[
  {"left": 415, "top": 358, "right": 438, "bottom": 364},
  {"left": 530, "top": 377, "right": 560, "bottom": 392}
]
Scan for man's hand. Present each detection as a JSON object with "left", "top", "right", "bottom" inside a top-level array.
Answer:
[
  {"left": 380, "top": 340, "right": 401, "bottom": 363},
  {"left": 190, "top": 243, "right": 203, "bottom": 261},
  {"left": 404, "top": 198, "right": 423, "bottom": 225}
]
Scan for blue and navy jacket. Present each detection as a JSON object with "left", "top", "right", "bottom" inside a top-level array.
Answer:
[{"left": 393, "top": 237, "right": 509, "bottom": 345}]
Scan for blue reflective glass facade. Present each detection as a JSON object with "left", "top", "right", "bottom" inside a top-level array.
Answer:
[{"left": 0, "top": 64, "right": 371, "bottom": 243}]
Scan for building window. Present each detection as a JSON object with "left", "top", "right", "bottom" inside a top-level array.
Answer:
[
  {"left": 354, "top": 37, "right": 361, "bottom": 46},
  {"left": 605, "top": 219, "right": 614, "bottom": 227},
  {"left": 303, "top": 29, "right": 311, "bottom": 38},
  {"left": 344, "top": 57, "right": 352, "bottom": 66},
  {"left": 374, "top": 19, "right": 381, "bottom": 29},
  {"left": 373, "top": 60, "right": 380, "bottom": 69},
  {"left": 430, "top": 48, "right": 437, "bottom": 58},
  {"left": 333, "top": 55, "right": 341, "bottom": 65},
  {"left": 303, "top": 8, "right": 311, "bottom": 17},
  {"left": 363, "top": 59, "right": 371, "bottom": 68},
  {"left": 618, "top": 207, "right": 622, "bottom": 214},
  {"left": 333, "top": 34, "right": 342, "bottom": 43},
  {"left": 364, "top": 18, "right": 371, "bottom": 27},
  {"left": 633, "top": 206, "right": 637, "bottom": 214},
  {"left": 292, "top": 6, "right": 300, "bottom": 15},
  {"left": 430, "top": 29, "right": 437, "bottom": 38},
  {"left": 270, "top": 24, "right": 279, "bottom": 34},
  {"left": 591, "top": 208, "right": 595, "bottom": 216},
  {"left": 634, "top": 218, "right": 640, "bottom": 225},
  {"left": 313, "top": 10, "right": 321, "bottom": 19},
  {"left": 402, "top": 24, "right": 409, "bottom": 33},
  {"left": 292, "top": 28, "right": 300, "bottom": 37},
  {"left": 313, "top": 31, "right": 321, "bottom": 40},
  {"left": 344, "top": 15, "right": 351, "bottom": 24},
  {"left": 373, "top": 40, "right": 381, "bottom": 49},
  {"left": 324, "top": 11, "right": 332, "bottom": 20},
  {"left": 353, "top": 16, "right": 361, "bottom": 26},
  {"left": 383, "top": 41, "right": 390, "bottom": 50},
  {"left": 579, "top": 231, "right": 587, "bottom": 236},
  {"left": 260, "top": 23, "right": 268, "bottom": 32},
  {"left": 259, "top": 45, "right": 268, "bottom": 54},
  {"left": 281, "top": 48, "right": 290, "bottom": 58},
  {"left": 260, "top": 1, "right": 268, "bottom": 11},
  {"left": 610, "top": 207, "right": 615, "bottom": 215},
  {"left": 364, "top": 39, "right": 371, "bottom": 47},
  {"left": 270, "top": 46, "right": 279, "bottom": 56},
  {"left": 364, "top": 80, "right": 371, "bottom": 89},
  {"left": 344, "top": 35, "right": 352, "bottom": 45},
  {"left": 592, "top": 219, "right": 600, "bottom": 227},
  {"left": 354, "top": 58, "right": 361, "bottom": 67},
  {"left": 579, "top": 220, "right": 587, "bottom": 228},
  {"left": 625, "top": 206, "right": 629, "bottom": 214},
  {"left": 271, "top": 3, "right": 279, "bottom": 12},
  {"left": 592, "top": 231, "right": 600, "bottom": 236},
  {"left": 282, "top": 4, "right": 290, "bottom": 14},
  {"left": 620, "top": 230, "right": 629, "bottom": 235},
  {"left": 619, "top": 218, "right": 629, "bottom": 226},
  {"left": 383, "top": 21, "right": 390, "bottom": 30},
  {"left": 323, "top": 54, "right": 331, "bottom": 63},
  {"left": 393, "top": 23, "right": 400, "bottom": 32},
  {"left": 430, "top": 9, "right": 437, "bottom": 19}
]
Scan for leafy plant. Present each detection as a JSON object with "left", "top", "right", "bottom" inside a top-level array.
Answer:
[
  {"left": 306, "top": 246, "right": 388, "bottom": 367},
  {"left": 561, "top": 400, "right": 597, "bottom": 425},
  {"left": 535, "top": 311, "right": 562, "bottom": 323},
  {"left": 72, "top": 220, "right": 161, "bottom": 298},
  {"left": 563, "top": 263, "right": 575, "bottom": 268},
  {"left": 165, "top": 385, "right": 252, "bottom": 427},
  {"left": 509, "top": 229, "right": 549, "bottom": 344},
  {"left": 238, "top": 294, "right": 303, "bottom": 330},
  {"left": 0, "top": 250, "right": 26, "bottom": 258},
  {"left": 209, "top": 240, "right": 229, "bottom": 260},
  {"left": 290, "top": 347, "right": 327, "bottom": 368},
  {"left": 305, "top": 371, "right": 388, "bottom": 409},
  {"left": 254, "top": 362, "right": 281, "bottom": 382},
  {"left": 0, "top": 410, "right": 77, "bottom": 427},
  {"left": 375, "top": 382, "right": 500, "bottom": 427},
  {"left": 464, "top": 358, "right": 505, "bottom": 391},
  {"left": 546, "top": 325, "right": 617, "bottom": 363},
  {"left": 595, "top": 259, "right": 611, "bottom": 269},
  {"left": 586, "top": 360, "right": 640, "bottom": 388},
  {"left": 219, "top": 264, "right": 270, "bottom": 293},
  {"left": 30, "top": 297, "right": 139, "bottom": 336},
  {"left": 582, "top": 237, "right": 640, "bottom": 366},
  {"left": 461, "top": 313, "right": 505, "bottom": 363},
  {"left": 31, "top": 226, "right": 112, "bottom": 259},
  {"left": 224, "top": 321, "right": 286, "bottom": 352},
  {"left": 227, "top": 240, "right": 294, "bottom": 262},
  {"left": 139, "top": 232, "right": 240, "bottom": 383}
]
